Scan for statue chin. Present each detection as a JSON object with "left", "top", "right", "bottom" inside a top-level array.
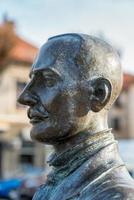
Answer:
[{"left": 30, "top": 122, "right": 69, "bottom": 144}]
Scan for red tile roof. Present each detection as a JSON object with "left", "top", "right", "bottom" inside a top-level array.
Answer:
[
  {"left": 9, "top": 36, "right": 38, "bottom": 64},
  {"left": 123, "top": 73, "right": 134, "bottom": 90}
]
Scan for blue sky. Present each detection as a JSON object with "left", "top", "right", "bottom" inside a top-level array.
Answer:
[{"left": 0, "top": 0, "right": 134, "bottom": 74}]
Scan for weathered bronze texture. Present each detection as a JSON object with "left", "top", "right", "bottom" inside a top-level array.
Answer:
[{"left": 18, "top": 34, "right": 134, "bottom": 199}]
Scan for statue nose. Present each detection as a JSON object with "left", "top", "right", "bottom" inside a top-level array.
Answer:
[{"left": 17, "top": 90, "right": 38, "bottom": 106}]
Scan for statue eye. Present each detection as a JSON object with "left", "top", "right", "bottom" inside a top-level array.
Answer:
[
  {"left": 42, "top": 70, "right": 60, "bottom": 87},
  {"left": 44, "top": 78, "right": 56, "bottom": 87}
]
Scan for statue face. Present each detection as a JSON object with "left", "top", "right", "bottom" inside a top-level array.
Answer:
[{"left": 18, "top": 38, "right": 91, "bottom": 143}]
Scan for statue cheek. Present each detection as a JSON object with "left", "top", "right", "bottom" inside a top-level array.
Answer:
[
  {"left": 72, "top": 89, "right": 91, "bottom": 117},
  {"left": 38, "top": 88, "right": 60, "bottom": 111}
]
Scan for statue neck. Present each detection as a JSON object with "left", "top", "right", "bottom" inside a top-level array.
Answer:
[
  {"left": 47, "top": 129, "right": 121, "bottom": 184},
  {"left": 53, "top": 113, "right": 109, "bottom": 154}
]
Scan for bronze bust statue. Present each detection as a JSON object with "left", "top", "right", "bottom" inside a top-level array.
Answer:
[{"left": 18, "top": 34, "right": 134, "bottom": 199}]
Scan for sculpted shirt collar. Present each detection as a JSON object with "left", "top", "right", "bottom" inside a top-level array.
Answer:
[{"left": 33, "top": 130, "right": 125, "bottom": 200}]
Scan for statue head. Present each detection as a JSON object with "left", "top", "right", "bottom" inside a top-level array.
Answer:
[{"left": 18, "top": 33, "right": 122, "bottom": 144}]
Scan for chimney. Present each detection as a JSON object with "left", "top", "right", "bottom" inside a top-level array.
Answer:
[{"left": 2, "top": 13, "right": 16, "bottom": 33}]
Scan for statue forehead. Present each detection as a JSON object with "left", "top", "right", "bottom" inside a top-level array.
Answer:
[{"left": 31, "top": 35, "right": 82, "bottom": 73}]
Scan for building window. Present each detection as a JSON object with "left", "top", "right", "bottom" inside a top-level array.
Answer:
[
  {"left": 16, "top": 81, "right": 27, "bottom": 108},
  {"left": 112, "top": 117, "right": 121, "bottom": 131},
  {"left": 22, "top": 141, "right": 34, "bottom": 148},
  {"left": 19, "top": 139, "right": 35, "bottom": 167},
  {"left": 20, "top": 154, "right": 33, "bottom": 165}
]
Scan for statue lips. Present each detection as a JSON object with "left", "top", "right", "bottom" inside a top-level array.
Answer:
[{"left": 27, "top": 107, "right": 49, "bottom": 124}]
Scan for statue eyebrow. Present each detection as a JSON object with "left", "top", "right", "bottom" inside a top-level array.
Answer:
[
  {"left": 43, "top": 68, "right": 62, "bottom": 78},
  {"left": 29, "top": 67, "right": 62, "bottom": 79}
]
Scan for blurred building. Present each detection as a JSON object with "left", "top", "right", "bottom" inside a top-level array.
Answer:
[
  {"left": 109, "top": 74, "right": 134, "bottom": 139},
  {"left": 0, "top": 17, "right": 134, "bottom": 178},
  {"left": 0, "top": 18, "right": 46, "bottom": 178}
]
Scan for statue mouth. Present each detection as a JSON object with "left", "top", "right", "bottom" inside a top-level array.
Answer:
[
  {"left": 27, "top": 107, "right": 49, "bottom": 124},
  {"left": 30, "top": 117, "right": 46, "bottom": 124}
]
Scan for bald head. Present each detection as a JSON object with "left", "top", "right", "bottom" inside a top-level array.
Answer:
[{"left": 34, "top": 33, "right": 122, "bottom": 108}]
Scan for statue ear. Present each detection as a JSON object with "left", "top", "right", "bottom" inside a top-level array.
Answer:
[{"left": 90, "top": 78, "right": 112, "bottom": 112}]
